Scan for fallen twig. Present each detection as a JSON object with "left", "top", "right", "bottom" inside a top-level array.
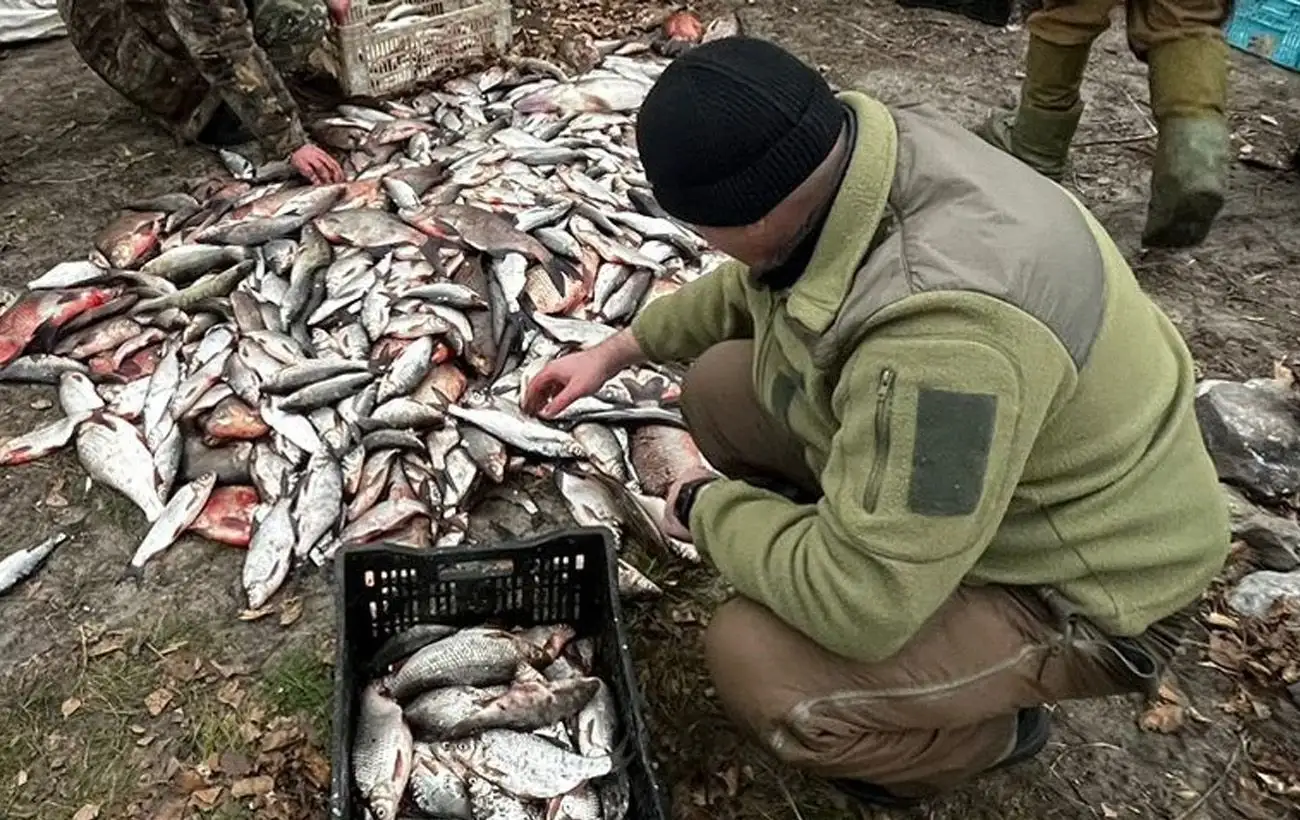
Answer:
[{"left": 1172, "top": 735, "right": 1245, "bottom": 820}]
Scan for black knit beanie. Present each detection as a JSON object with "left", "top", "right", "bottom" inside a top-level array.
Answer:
[{"left": 635, "top": 37, "right": 844, "bottom": 228}]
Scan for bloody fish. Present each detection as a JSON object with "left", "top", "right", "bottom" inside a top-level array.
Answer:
[
  {"left": 187, "top": 485, "right": 260, "bottom": 548},
  {"left": 0, "top": 287, "right": 121, "bottom": 369},
  {"left": 202, "top": 396, "right": 271, "bottom": 443},
  {"left": 93, "top": 211, "right": 165, "bottom": 269}
]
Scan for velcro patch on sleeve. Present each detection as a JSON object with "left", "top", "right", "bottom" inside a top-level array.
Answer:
[{"left": 907, "top": 388, "right": 997, "bottom": 517}]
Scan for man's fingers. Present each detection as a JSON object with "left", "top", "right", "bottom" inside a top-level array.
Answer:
[{"left": 539, "top": 383, "right": 579, "bottom": 418}]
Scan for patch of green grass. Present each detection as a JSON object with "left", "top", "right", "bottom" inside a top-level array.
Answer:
[
  {"left": 0, "top": 649, "right": 158, "bottom": 819},
  {"left": 259, "top": 645, "right": 333, "bottom": 740}
]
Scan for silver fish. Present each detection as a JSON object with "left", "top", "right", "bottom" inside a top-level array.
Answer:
[
  {"left": 242, "top": 496, "right": 296, "bottom": 609},
  {"left": 352, "top": 681, "right": 414, "bottom": 820},
  {"left": 465, "top": 776, "right": 540, "bottom": 820},
  {"left": 409, "top": 750, "right": 472, "bottom": 819},
  {"left": 387, "top": 629, "right": 549, "bottom": 700},
  {"left": 127, "top": 472, "right": 216, "bottom": 572},
  {"left": 404, "top": 684, "right": 508, "bottom": 737},
  {"left": 0, "top": 533, "right": 68, "bottom": 596},
  {"left": 293, "top": 449, "right": 343, "bottom": 558},
  {"left": 435, "top": 729, "right": 612, "bottom": 800},
  {"left": 76, "top": 412, "right": 166, "bottom": 522},
  {"left": 447, "top": 402, "right": 586, "bottom": 460}
]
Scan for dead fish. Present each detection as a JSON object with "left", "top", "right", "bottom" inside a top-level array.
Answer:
[
  {"left": 0, "top": 533, "right": 69, "bottom": 596},
  {"left": 0, "top": 287, "right": 121, "bottom": 369},
  {"left": 369, "top": 623, "right": 459, "bottom": 673},
  {"left": 27, "top": 260, "right": 111, "bottom": 290},
  {"left": 126, "top": 472, "right": 217, "bottom": 574},
  {"left": 94, "top": 211, "right": 164, "bottom": 268},
  {"left": 181, "top": 437, "right": 254, "bottom": 486},
  {"left": 617, "top": 559, "right": 662, "bottom": 600},
  {"left": 446, "top": 402, "right": 586, "bottom": 460},
  {"left": 76, "top": 412, "right": 165, "bottom": 521},
  {"left": 547, "top": 783, "right": 602, "bottom": 820},
  {"left": 0, "top": 354, "right": 90, "bottom": 385},
  {"left": 449, "top": 669, "right": 601, "bottom": 737},
  {"left": 387, "top": 628, "right": 550, "bottom": 700},
  {"left": 140, "top": 244, "right": 250, "bottom": 283},
  {"left": 434, "top": 729, "right": 612, "bottom": 800},
  {"left": 242, "top": 495, "right": 295, "bottom": 609},
  {"left": 316, "top": 209, "right": 431, "bottom": 251},
  {"left": 404, "top": 684, "right": 509, "bottom": 737},
  {"left": 409, "top": 751, "right": 472, "bottom": 820},
  {"left": 465, "top": 776, "right": 539, "bottom": 820},
  {"left": 293, "top": 449, "right": 343, "bottom": 558},
  {"left": 514, "top": 76, "right": 651, "bottom": 116},
  {"left": 201, "top": 396, "right": 270, "bottom": 442},
  {"left": 352, "top": 681, "right": 414, "bottom": 820},
  {"left": 58, "top": 371, "right": 104, "bottom": 416},
  {"left": 188, "top": 485, "right": 259, "bottom": 547},
  {"left": 630, "top": 424, "right": 710, "bottom": 496}
]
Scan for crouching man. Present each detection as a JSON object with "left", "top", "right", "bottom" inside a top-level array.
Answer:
[{"left": 523, "top": 36, "right": 1229, "bottom": 809}]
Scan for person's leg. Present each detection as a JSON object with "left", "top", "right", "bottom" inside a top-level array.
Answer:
[
  {"left": 704, "top": 584, "right": 1157, "bottom": 804},
  {"left": 680, "top": 340, "right": 819, "bottom": 501},
  {"left": 974, "top": 0, "right": 1117, "bottom": 179},
  {"left": 248, "top": 0, "right": 329, "bottom": 74},
  {"left": 1126, "top": 0, "right": 1231, "bottom": 247}
]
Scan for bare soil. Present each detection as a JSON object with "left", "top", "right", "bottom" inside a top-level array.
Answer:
[{"left": 1, "top": 1, "right": 1300, "bottom": 818}]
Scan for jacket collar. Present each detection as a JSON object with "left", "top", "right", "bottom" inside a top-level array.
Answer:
[{"left": 785, "top": 91, "right": 897, "bottom": 335}]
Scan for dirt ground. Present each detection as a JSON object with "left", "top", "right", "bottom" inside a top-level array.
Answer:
[{"left": 2, "top": 1, "right": 1300, "bottom": 818}]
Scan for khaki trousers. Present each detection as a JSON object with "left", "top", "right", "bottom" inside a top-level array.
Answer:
[
  {"left": 680, "top": 341, "right": 1170, "bottom": 796},
  {"left": 1028, "top": 0, "right": 1232, "bottom": 57}
]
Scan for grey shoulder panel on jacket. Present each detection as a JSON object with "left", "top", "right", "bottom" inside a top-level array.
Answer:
[{"left": 852, "top": 103, "right": 1107, "bottom": 370}]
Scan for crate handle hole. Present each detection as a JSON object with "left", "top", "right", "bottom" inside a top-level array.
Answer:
[{"left": 438, "top": 558, "right": 515, "bottom": 582}]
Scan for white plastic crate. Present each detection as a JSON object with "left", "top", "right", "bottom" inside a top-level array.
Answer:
[{"left": 333, "top": 0, "right": 513, "bottom": 98}]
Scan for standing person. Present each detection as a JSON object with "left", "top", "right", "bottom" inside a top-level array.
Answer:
[
  {"left": 57, "top": 0, "right": 347, "bottom": 184},
  {"left": 522, "top": 37, "right": 1229, "bottom": 809},
  {"left": 975, "top": 0, "right": 1231, "bottom": 249}
]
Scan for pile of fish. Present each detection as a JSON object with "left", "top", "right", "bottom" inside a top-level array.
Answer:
[
  {"left": 0, "top": 46, "right": 725, "bottom": 608},
  {"left": 352, "top": 621, "right": 629, "bottom": 820}
]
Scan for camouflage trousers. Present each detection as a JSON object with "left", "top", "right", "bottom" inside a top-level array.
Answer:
[
  {"left": 246, "top": 0, "right": 330, "bottom": 73},
  {"left": 200, "top": 0, "right": 327, "bottom": 146}
]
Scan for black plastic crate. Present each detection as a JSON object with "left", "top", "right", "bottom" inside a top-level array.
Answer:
[{"left": 329, "top": 527, "right": 671, "bottom": 820}]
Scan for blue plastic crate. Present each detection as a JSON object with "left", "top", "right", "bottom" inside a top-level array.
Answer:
[{"left": 1225, "top": 0, "right": 1300, "bottom": 72}]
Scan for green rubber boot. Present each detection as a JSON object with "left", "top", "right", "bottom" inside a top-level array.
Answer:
[
  {"left": 1142, "top": 117, "right": 1230, "bottom": 247},
  {"left": 974, "top": 36, "right": 1092, "bottom": 180},
  {"left": 1142, "top": 36, "right": 1230, "bottom": 248},
  {"left": 976, "top": 102, "right": 1084, "bottom": 180}
]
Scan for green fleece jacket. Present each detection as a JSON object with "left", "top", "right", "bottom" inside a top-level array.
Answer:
[{"left": 631, "top": 92, "right": 1230, "bottom": 663}]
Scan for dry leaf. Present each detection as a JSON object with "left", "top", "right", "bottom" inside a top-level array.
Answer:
[
  {"left": 145, "top": 688, "right": 174, "bottom": 716},
  {"left": 175, "top": 768, "right": 208, "bottom": 794},
  {"left": 261, "top": 726, "right": 301, "bottom": 753},
  {"left": 152, "top": 797, "right": 187, "bottom": 820},
  {"left": 279, "top": 597, "right": 303, "bottom": 627},
  {"left": 231, "top": 775, "right": 275, "bottom": 798},
  {"left": 61, "top": 697, "right": 82, "bottom": 718},
  {"left": 1156, "top": 681, "right": 1187, "bottom": 706},
  {"left": 211, "top": 660, "right": 252, "bottom": 678},
  {"left": 1205, "top": 611, "right": 1240, "bottom": 629},
  {"left": 190, "top": 786, "right": 223, "bottom": 808},
  {"left": 1102, "top": 805, "right": 1119, "bottom": 819},
  {"left": 217, "top": 679, "right": 245, "bottom": 710},
  {"left": 72, "top": 805, "right": 100, "bottom": 820},
  {"left": 136, "top": 735, "right": 156, "bottom": 747},
  {"left": 301, "top": 747, "right": 330, "bottom": 789},
  {"left": 1139, "top": 701, "right": 1186, "bottom": 733},
  {"left": 220, "top": 751, "right": 253, "bottom": 779},
  {"left": 238, "top": 607, "right": 274, "bottom": 622},
  {"left": 15, "top": 770, "right": 27, "bottom": 788}
]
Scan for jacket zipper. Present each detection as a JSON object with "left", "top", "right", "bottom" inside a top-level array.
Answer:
[{"left": 863, "top": 367, "right": 896, "bottom": 514}]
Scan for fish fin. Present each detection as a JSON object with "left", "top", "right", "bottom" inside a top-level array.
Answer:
[{"left": 544, "top": 255, "right": 579, "bottom": 293}]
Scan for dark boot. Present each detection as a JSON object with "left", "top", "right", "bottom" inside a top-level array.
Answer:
[
  {"left": 831, "top": 707, "right": 1053, "bottom": 812},
  {"left": 975, "top": 36, "right": 1093, "bottom": 180},
  {"left": 1142, "top": 36, "right": 1230, "bottom": 248}
]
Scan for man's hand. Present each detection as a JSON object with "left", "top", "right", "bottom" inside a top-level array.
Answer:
[
  {"left": 326, "top": 0, "right": 352, "bottom": 25},
  {"left": 522, "top": 329, "right": 648, "bottom": 419},
  {"left": 291, "top": 143, "right": 344, "bottom": 184},
  {"left": 663, "top": 467, "right": 722, "bottom": 542}
]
